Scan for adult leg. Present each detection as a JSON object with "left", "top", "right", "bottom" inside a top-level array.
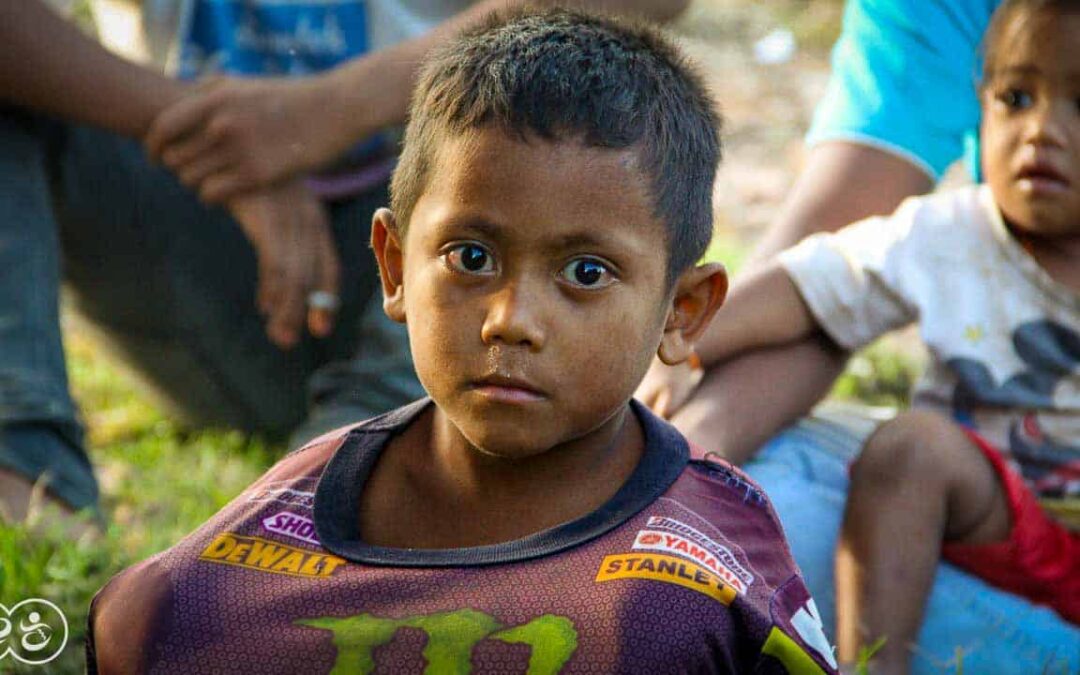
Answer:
[
  {"left": 835, "top": 410, "right": 1011, "bottom": 674},
  {"left": 0, "top": 108, "right": 98, "bottom": 516},
  {"left": 291, "top": 297, "right": 426, "bottom": 446},
  {"left": 56, "top": 125, "right": 385, "bottom": 438}
]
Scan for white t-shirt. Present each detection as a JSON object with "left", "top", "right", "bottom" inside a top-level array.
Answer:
[{"left": 779, "top": 185, "right": 1080, "bottom": 518}]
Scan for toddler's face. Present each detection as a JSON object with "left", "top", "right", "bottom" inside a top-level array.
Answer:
[{"left": 981, "top": 10, "right": 1080, "bottom": 236}]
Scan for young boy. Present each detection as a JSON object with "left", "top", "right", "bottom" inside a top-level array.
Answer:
[
  {"left": 85, "top": 9, "right": 837, "bottom": 674},
  {"left": 674, "top": 0, "right": 1080, "bottom": 671}
]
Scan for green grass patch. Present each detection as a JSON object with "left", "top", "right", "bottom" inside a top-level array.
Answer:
[{"left": 1, "top": 330, "right": 281, "bottom": 673}]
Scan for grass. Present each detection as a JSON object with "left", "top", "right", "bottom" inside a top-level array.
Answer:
[{"left": 0, "top": 329, "right": 281, "bottom": 674}]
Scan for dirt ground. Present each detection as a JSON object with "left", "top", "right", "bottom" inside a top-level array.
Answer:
[{"left": 672, "top": 0, "right": 842, "bottom": 247}]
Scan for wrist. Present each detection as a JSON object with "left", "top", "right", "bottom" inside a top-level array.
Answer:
[
  {"left": 319, "top": 57, "right": 401, "bottom": 149},
  {"left": 133, "top": 76, "right": 193, "bottom": 141}
]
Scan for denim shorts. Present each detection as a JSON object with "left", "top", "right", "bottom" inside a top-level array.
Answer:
[{"left": 744, "top": 416, "right": 1079, "bottom": 674}]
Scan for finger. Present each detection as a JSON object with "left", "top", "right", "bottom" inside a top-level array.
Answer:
[
  {"left": 178, "top": 153, "right": 234, "bottom": 191},
  {"left": 634, "top": 381, "right": 656, "bottom": 406},
  {"left": 145, "top": 93, "right": 219, "bottom": 159},
  {"left": 653, "top": 390, "right": 672, "bottom": 419},
  {"left": 306, "top": 208, "right": 340, "bottom": 338},
  {"left": 666, "top": 369, "right": 704, "bottom": 418},
  {"left": 253, "top": 207, "right": 284, "bottom": 319},
  {"left": 200, "top": 171, "right": 255, "bottom": 205},
  {"left": 240, "top": 195, "right": 283, "bottom": 318},
  {"left": 196, "top": 74, "right": 226, "bottom": 91},
  {"left": 162, "top": 131, "right": 223, "bottom": 172},
  {"left": 266, "top": 220, "right": 310, "bottom": 349}
]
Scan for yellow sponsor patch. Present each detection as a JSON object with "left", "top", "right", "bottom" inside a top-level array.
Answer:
[
  {"left": 199, "top": 532, "right": 346, "bottom": 578},
  {"left": 595, "top": 553, "right": 737, "bottom": 605}
]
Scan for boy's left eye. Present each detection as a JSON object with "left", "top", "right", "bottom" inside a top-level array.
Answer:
[{"left": 559, "top": 258, "right": 616, "bottom": 289}]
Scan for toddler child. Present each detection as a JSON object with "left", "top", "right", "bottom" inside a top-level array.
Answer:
[{"left": 679, "top": 0, "right": 1080, "bottom": 671}]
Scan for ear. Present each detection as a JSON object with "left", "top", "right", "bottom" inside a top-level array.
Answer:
[
  {"left": 370, "top": 208, "right": 407, "bottom": 324},
  {"left": 658, "top": 262, "right": 727, "bottom": 365}
]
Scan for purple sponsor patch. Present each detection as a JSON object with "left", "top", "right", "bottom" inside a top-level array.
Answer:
[{"left": 262, "top": 510, "right": 321, "bottom": 547}]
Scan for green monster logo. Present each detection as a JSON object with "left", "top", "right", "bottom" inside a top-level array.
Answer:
[{"left": 297, "top": 609, "right": 579, "bottom": 675}]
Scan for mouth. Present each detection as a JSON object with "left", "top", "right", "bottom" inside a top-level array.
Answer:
[
  {"left": 469, "top": 375, "right": 547, "bottom": 403},
  {"left": 1016, "top": 162, "right": 1071, "bottom": 194}
]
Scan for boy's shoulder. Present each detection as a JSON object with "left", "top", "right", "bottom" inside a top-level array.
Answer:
[
  {"left": 660, "top": 443, "right": 798, "bottom": 580},
  {"left": 630, "top": 441, "right": 839, "bottom": 672}
]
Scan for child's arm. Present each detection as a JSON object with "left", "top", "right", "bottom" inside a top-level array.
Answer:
[
  {"left": 692, "top": 261, "right": 825, "bottom": 367},
  {"left": 672, "top": 337, "right": 843, "bottom": 464},
  {"left": 637, "top": 261, "right": 828, "bottom": 421}
]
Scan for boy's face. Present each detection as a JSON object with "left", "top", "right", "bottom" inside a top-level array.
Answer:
[
  {"left": 981, "top": 10, "right": 1080, "bottom": 236},
  {"left": 376, "top": 128, "right": 680, "bottom": 458}
]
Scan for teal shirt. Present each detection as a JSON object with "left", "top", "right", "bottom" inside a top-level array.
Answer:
[{"left": 807, "top": 0, "right": 1000, "bottom": 181}]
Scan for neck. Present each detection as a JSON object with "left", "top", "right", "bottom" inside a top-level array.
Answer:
[
  {"left": 358, "top": 402, "right": 647, "bottom": 549},
  {"left": 426, "top": 404, "right": 640, "bottom": 505},
  {"left": 1007, "top": 221, "right": 1080, "bottom": 292}
]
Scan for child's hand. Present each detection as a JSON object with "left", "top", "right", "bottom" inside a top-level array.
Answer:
[
  {"left": 225, "top": 180, "right": 341, "bottom": 349},
  {"left": 145, "top": 76, "right": 357, "bottom": 203},
  {"left": 634, "top": 354, "right": 704, "bottom": 419}
]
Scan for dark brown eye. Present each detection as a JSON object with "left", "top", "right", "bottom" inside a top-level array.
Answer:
[
  {"left": 461, "top": 245, "right": 488, "bottom": 271},
  {"left": 560, "top": 257, "right": 615, "bottom": 289},
  {"left": 998, "top": 88, "right": 1033, "bottom": 110},
  {"left": 444, "top": 243, "right": 495, "bottom": 275}
]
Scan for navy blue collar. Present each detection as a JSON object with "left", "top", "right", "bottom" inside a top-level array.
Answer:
[{"left": 313, "top": 398, "right": 689, "bottom": 567}]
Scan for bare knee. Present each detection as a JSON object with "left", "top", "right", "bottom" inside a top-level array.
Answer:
[{"left": 851, "top": 410, "right": 961, "bottom": 492}]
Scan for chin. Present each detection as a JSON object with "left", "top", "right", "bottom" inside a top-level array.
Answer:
[{"left": 461, "top": 426, "right": 554, "bottom": 460}]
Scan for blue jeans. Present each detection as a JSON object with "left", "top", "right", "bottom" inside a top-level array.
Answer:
[
  {"left": 744, "top": 418, "right": 1080, "bottom": 674},
  {"left": 0, "top": 109, "right": 424, "bottom": 512}
]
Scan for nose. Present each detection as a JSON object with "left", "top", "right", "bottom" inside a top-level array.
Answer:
[
  {"left": 480, "top": 280, "right": 545, "bottom": 350},
  {"left": 1024, "top": 100, "right": 1067, "bottom": 148}
]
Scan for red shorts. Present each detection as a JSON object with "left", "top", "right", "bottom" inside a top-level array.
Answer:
[{"left": 941, "top": 430, "right": 1080, "bottom": 625}]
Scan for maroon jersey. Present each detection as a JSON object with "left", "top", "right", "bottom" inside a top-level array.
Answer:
[{"left": 88, "top": 400, "right": 837, "bottom": 674}]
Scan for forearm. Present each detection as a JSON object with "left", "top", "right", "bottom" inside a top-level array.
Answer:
[
  {"left": 694, "top": 262, "right": 821, "bottom": 367},
  {"left": 0, "top": 1, "right": 187, "bottom": 138},
  {"left": 320, "top": 0, "right": 689, "bottom": 145},
  {"left": 672, "top": 336, "right": 846, "bottom": 464}
]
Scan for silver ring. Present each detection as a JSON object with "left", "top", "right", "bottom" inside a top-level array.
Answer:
[{"left": 306, "top": 290, "right": 340, "bottom": 311}]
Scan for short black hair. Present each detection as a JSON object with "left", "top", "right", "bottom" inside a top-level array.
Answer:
[
  {"left": 390, "top": 7, "right": 721, "bottom": 286},
  {"left": 982, "top": 0, "right": 1080, "bottom": 85}
]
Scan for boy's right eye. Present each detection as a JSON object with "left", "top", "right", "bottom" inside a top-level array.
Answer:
[
  {"left": 442, "top": 242, "right": 496, "bottom": 276},
  {"left": 997, "top": 87, "right": 1033, "bottom": 111}
]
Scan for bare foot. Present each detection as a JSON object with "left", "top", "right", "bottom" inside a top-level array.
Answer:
[{"left": 0, "top": 468, "right": 100, "bottom": 541}]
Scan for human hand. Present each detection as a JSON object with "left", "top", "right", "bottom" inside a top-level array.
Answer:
[
  {"left": 226, "top": 180, "right": 341, "bottom": 349},
  {"left": 634, "top": 354, "right": 703, "bottom": 420},
  {"left": 146, "top": 76, "right": 355, "bottom": 203}
]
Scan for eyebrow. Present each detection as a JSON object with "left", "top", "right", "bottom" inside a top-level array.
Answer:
[
  {"left": 995, "top": 65, "right": 1042, "bottom": 76},
  {"left": 432, "top": 214, "right": 640, "bottom": 258},
  {"left": 548, "top": 232, "right": 618, "bottom": 251},
  {"left": 434, "top": 217, "right": 504, "bottom": 242}
]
